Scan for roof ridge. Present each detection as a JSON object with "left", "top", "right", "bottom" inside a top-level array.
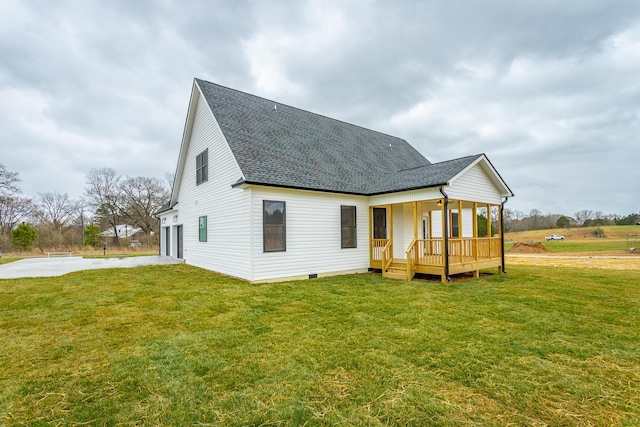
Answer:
[
  {"left": 195, "top": 77, "right": 411, "bottom": 144},
  {"left": 396, "top": 154, "right": 481, "bottom": 172},
  {"left": 430, "top": 154, "right": 483, "bottom": 165}
]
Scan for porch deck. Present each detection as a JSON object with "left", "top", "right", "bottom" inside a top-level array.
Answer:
[{"left": 370, "top": 237, "right": 503, "bottom": 282}]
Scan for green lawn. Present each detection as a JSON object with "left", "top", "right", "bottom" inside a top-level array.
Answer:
[
  {"left": 1, "top": 265, "right": 639, "bottom": 426},
  {"left": 0, "top": 258, "right": 20, "bottom": 265}
]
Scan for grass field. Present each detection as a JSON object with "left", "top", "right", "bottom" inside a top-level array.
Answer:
[
  {"left": 1, "top": 265, "right": 639, "bottom": 426},
  {"left": 505, "top": 225, "right": 640, "bottom": 253},
  {"left": 505, "top": 239, "right": 633, "bottom": 252},
  {"left": 540, "top": 240, "right": 636, "bottom": 252},
  {"left": 506, "top": 225, "right": 640, "bottom": 242}
]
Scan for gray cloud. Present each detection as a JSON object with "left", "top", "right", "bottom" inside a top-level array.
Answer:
[{"left": 1, "top": 0, "right": 639, "bottom": 217}]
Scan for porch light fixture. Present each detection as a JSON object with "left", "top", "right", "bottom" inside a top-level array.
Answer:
[{"left": 437, "top": 199, "right": 443, "bottom": 207}]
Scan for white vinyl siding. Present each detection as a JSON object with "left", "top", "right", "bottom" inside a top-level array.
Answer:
[
  {"left": 391, "top": 204, "right": 404, "bottom": 259},
  {"left": 430, "top": 208, "right": 473, "bottom": 238},
  {"left": 447, "top": 164, "right": 504, "bottom": 204},
  {"left": 250, "top": 187, "right": 370, "bottom": 282},
  {"left": 174, "top": 90, "right": 251, "bottom": 279},
  {"left": 394, "top": 204, "right": 421, "bottom": 259}
]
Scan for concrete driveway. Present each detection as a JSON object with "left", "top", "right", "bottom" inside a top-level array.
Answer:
[{"left": 0, "top": 256, "right": 184, "bottom": 279}]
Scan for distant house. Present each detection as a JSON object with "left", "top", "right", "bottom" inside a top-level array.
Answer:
[
  {"left": 156, "top": 79, "right": 514, "bottom": 283},
  {"left": 100, "top": 224, "right": 143, "bottom": 239}
]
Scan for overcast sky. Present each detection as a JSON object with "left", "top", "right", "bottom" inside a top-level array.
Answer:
[{"left": 1, "top": 0, "right": 639, "bottom": 217}]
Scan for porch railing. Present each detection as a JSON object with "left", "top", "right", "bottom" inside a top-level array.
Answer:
[
  {"left": 414, "top": 239, "right": 445, "bottom": 266},
  {"left": 372, "top": 237, "right": 502, "bottom": 267},
  {"left": 371, "top": 239, "right": 388, "bottom": 263},
  {"left": 441, "top": 237, "right": 502, "bottom": 264}
]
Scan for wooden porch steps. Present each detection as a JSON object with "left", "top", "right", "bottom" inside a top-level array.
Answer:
[
  {"left": 382, "top": 261, "right": 410, "bottom": 280},
  {"left": 383, "top": 267, "right": 407, "bottom": 280}
]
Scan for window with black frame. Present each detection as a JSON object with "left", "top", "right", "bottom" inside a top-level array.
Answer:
[
  {"left": 263, "top": 200, "right": 286, "bottom": 252},
  {"left": 451, "top": 211, "right": 459, "bottom": 238},
  {"left": 341, "top": 205, "right": 357, "bottom": 248},
  {"left": 196, "top": 149, "right": 208, "bottom": 185}
]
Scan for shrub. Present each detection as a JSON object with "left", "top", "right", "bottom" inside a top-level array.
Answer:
[{"left": 11, "top": 222, "right": 38, "bottom": 251}]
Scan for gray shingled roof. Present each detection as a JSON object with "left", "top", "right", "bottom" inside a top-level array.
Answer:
[
  {"left": 368, "top": 155, "right": 483, "bottom": 195},
  {"left": 196, "top": 78, "right": 479, "bottom": 195}
]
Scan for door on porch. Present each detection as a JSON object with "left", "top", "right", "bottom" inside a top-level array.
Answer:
[
  {"left": 422, "top": 214, "right": 430, "bottom": 239},
  {"left": 373, "top": 207, "right": 387, "bottom": 239}
]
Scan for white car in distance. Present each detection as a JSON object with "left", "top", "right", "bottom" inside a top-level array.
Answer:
[{"left": 545, "top": 234, "right": 565, "bottom": 241}]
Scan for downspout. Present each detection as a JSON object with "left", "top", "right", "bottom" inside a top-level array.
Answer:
[
  {"left": 439, "top": 186, "right": 452, "bottom": 282},
  {"left": 501, "top": 197, "right": 509, "bottom": 274}
]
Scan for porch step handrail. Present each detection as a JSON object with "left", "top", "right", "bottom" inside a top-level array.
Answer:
[
  {"left": 381, "top": 240, "right": 392, "bottom": 273},
  {"left": 405, "top": 239, "right": 417, "bottom": 281}
]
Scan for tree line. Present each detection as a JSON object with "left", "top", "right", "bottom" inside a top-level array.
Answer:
[
  {"left": 2, "top": 162, "right": 638, "bottom": 251},
  {"left": 503, "top": 208, "right": 640, "bottom": 233},
  {"left": 0, "top": 163, "right": 171, "bottom": 252}
]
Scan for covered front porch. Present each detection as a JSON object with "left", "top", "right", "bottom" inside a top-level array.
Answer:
[{"left": 369, "top": 198, "right": 505, "bottom": 282}]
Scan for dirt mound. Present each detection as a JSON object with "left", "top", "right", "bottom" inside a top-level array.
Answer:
[{"left": 508, "top": 242, "right": 551, "bottom": 254}]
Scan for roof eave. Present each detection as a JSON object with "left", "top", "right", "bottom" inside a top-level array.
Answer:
[
  {"left": 234, "top": 180, "right": 371, "bottom": 196},
  {"left": 367, "top": 182, "right": 449, "bottom": 196},
  {"left": 236, "top": 179, "right": 450, "bottom": 197}
]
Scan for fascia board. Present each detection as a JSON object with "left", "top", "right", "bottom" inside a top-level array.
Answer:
[{"left": 170, "top": 80, "right": 201, "bottom": 206}]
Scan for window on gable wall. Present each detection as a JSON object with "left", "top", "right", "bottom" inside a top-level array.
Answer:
[
  {"left": 196, "top": 149, "right": 208, "bottom": 185},
  {"left": 341, "top": 205, "right": 357, "bottom": 248}
]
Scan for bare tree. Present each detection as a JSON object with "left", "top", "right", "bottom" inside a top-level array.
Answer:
[
  {"left": 69, "top": 198, "right": 90, "bottom": 247},
  {"left": 120, "top": 176, "right": 170, "bottom": 235},
  {"left": 574, "top": 210, "right": 594, "bottom": 226},
  {"left": 85, "top": 168, "right": 123, "bottom": 240},
  {"left": 0, "top": 163, "right": 20, "bottom": 195},
  {"left": 35, "top": 192, "right": 77, "bottom": 229},
  {"left": 0, "top": 195, "right": 35, "bottom": 236},
  {"left": 74, "top": 198, "right": 89, "bottom": 232},
  {"left": 528, "top": 209, "right": 541, "bottom": 229},
  {"left": 164, "top": 171, "right": 176, "bottom": 194},
  {"left": 0, "top": 165, "right": 28, "bottom": 250}
]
